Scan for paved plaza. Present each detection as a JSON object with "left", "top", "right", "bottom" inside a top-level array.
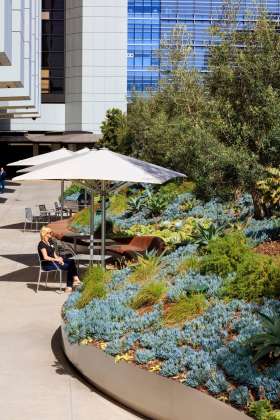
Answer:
[{"left": 0, "top": 181, "right": 141, "bottom": 420}]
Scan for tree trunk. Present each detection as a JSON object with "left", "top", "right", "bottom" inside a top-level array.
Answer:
[{"left": 251, "top": 189, "right": 265, "bottom": 220}]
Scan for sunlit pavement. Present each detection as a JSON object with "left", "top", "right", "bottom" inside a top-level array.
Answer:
[{"left": 0, "top": 181, "right": 141, "bottom": 420}]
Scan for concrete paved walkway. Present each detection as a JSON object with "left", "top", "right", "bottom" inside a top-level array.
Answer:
[{"left": 0, "top": 181, "right": 142, "bottom": 420}]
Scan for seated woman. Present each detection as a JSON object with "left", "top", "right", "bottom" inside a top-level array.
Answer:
[{"left": 38, "top": 226, "right": 81, "bottom": 292}]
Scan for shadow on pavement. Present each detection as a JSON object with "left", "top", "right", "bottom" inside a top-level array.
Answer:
[
  {"left": 2, "top": 188, "right": 16, "bottom": 194},
  {"left": 0, "top": 265, "right": 65, "bottom": 293},
  {"left": 0, "top": 197, "right": 7, "bottom": 204},
  {"left": 27, "top": 283, "right": 63, "bottom": 293},
  {"left": 51, "top": 327, "right": 147, "bottom": 419},
  {"left": 1, "top": 253, "right": 37, "bottom": 266},
  {"left": 0, "top": 222, "right": 25, "bottom": 230},
  {"left": 6, "top": 181, "right": 21, "bottom": 187},
  {"left": 0, "top": 266, "right": 37, "bottom": 283}
]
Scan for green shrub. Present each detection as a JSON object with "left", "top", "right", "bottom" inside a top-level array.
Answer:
[
  {"left": 248, "top": 400, "right": 273, "bottom": 420},
  {"left": 265, "top": 411, "right": 280, "bottom": 420},
  {"left": 108, "top": 193, "right": 128, "bottom": 216},
  {"left": 128, "top": 252, "right": 163, "bottom": 284},
  {"left": 75, "top": 266, "right": 110, "bottom": 309},
  {"left": 199, "top": 232, "right": 250, "bottom": 277},
  {"left": 158, "top": 180, "right": 195, "bottom": 199},
  {"left": 164, "top": 294, "right": 208, "bottom": 325},
  {"left": 130, "top": 280, "right": 167, "bottom": 309},
  {"left": 71, "top": 208, "right": 114, "bottom": 234},
  {"left": 63, "top": 182, "right": 81, "bottom": 198},
  {"left": 223, "top": 253, "right": 280, "bottom": 301},
  {"left": 72, "top": 208, "right": 91, "bottom": 226}
]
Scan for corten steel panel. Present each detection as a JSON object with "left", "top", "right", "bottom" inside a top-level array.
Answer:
[{"left": 61, "top": 322, "right": 250, "bottom": 420}]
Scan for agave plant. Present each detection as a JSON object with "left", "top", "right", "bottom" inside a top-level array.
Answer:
[
  {"left": 192, "top": 223, "right": 225, "bottom": 248},
  {"left": 127, "top": 196, "right": 145, "bottom": 215},
  {"left": 145, "top": 190, "right": 170, "bottom": 217},
  {"left": 247, "top": 312, "right": 280, "bottom": 363},
  {"left": 128, "top": 250, "right": 166, "bottom": 283}
]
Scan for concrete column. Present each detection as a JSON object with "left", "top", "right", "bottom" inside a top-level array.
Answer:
[
  {"left": 68, "top": 144, "right": 77, "bottom": 152},
  {"left": 65, "top": 0, "right": 128, "bottom": 134},
  {"left": 32, "top": 143, "right": 38, "bottom": 156}
]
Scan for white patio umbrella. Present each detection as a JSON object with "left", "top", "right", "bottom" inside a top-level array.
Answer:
[
  {"left": 10, "top": 147, "right": 90, "bottom": 219},
  {"left": 8, "top": 147, "right": 74, "bottom": 219},
  {"left": 16, "top": 147, "right": 90, "bottom": 174},
  {"left": 7, "top": 147, "right": 73, "bottom": 167},
  {"left": 13, "top": 149, "right": 186, "bottom": 267}
]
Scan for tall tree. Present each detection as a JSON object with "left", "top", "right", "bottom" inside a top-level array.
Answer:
[
  {"left": 206, "top": 13, "right": 280, "bottom": 215},
  {"left": 99, "top": 108, "right": 129, "bottom": 153}
]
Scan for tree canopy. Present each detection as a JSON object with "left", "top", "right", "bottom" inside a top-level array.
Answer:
[{"left": 99, "top": 10, "right": 280, "bottom": 217}]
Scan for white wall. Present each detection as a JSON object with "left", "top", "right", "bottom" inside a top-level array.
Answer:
[
  {"left": 0, "top": 0, "right": 12, "bottom": 65},
  {"left": 0, "top": 0, "right": 24, "bottom": 88},
  {"left": 10, "top": 104, "right": 65, "bottom": 131},
  {"left": 65, "top": 0, "right": 127, "bottom": 134}
]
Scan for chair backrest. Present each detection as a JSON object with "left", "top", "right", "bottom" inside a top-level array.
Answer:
[
  {"left": 39, "top": 204, "right": 47, "bottom": 212},
  {"left": 129, "top": 235, "right": 165, "bottom": 255},
  {"left": 129, "top": 236, "right": 155, "bottom": 249},
  {"left": 54, "top": 202, "right": 59, "bottom": 210},
  {"left": 25, "top": 208, "right": 33, "bottom": 222},
  {"left": 149, "top": 237, "right": 166, "bottom": 255}
]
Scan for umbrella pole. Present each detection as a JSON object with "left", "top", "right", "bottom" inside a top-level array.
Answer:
[
  {"left": 90, "top": 189, "right": 94, "bottom": 264},
  {"left": 101, "top": 181, "right": 106, "bottom": 270},
  {"left": 60, "top": 180, "right": 65, "bottom": 220}
]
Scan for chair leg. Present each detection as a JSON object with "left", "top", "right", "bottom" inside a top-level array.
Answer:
[
  {"left": 36, "top": 269, "right": 42, "bottom": 293},
  {"left": 24, "top": 221, "right": 26, "bottom": 233},
  {"left": 59, "top": 270, "right": 62, "bottom": 292},
  {"left": 45, "top": 272, "right": 49, "bottom": 289}
]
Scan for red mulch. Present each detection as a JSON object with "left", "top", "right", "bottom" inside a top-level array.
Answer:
[
  {"left": 254, "top": 240, "right": 280, "bottom": 256},
  {"left": 47, "top": 217, "right": 73, "bottom": 239}
]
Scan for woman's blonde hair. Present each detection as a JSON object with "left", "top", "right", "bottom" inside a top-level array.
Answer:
[{"left": 40, "top": 226, "right": 52, "bottom": 241}]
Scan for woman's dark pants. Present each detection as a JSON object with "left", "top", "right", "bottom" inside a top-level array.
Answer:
[{"left": 43, "top": 258, "right": 78, "bottom": 287}]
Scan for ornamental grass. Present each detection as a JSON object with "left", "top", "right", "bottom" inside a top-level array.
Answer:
[
  {"left": 130, "top": 280, "right": 167, "bottom": 309},
  {"left": 164, "top": 293, "right": 208, "bottom": 325},
  {"left": 75, "top": 266, "right": 111, "bottom": 309},
  {"left": 128, "top": 252, "right": 163, "bottom": 284}
]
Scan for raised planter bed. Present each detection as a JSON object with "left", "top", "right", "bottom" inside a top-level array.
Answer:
[{"left": 61, "top": 320, "right": 250, "bottom": 420}]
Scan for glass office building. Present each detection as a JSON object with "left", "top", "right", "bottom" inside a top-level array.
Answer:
[{"left": 128, "top": 0, "right": 280, "bottom": 95}]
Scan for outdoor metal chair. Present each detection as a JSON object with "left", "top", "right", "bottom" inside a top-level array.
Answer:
[
  {"left": 37, "top": 253, "right": 62, "bottom": 293},
  {"left": 24, "top": 208, "right": 45, "bottom": 232},
  {"left": 38, "top": 204, "right": 52, "bottom": 223},
  {"left": 53, "top": 239, "right": 87, "bottom": 271},
  {"left": 54, "top": 202, "right": 71, "bottom": 218}
]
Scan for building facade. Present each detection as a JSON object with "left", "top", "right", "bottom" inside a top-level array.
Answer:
[
  {"left": 127, "top": 0, "right": 280, "bottom": 95},
  {"left": 0, "top": 0, "right": 128, "bottom": 137},
  {"left": 0, "top": 0, "right": 280, "bottom": 161}
]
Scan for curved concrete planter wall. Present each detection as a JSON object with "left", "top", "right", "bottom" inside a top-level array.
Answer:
[{"left": 61, "top": 322, "right": 250, "bottom": 420}]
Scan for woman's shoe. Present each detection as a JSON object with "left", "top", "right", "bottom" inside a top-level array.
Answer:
[
  {"left": 73, "top": 280, "right": 82, "bottom": 287},
  {"left": 65, "top": 287, "right": 73, "bottom": 293}
]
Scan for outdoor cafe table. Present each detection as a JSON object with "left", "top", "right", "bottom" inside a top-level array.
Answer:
[
  {"left": 63, "top": 232, "right": 114, "bottom": 253},
  {"left": 69, "top": 253, "right": 112, "bottom": 267}
]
